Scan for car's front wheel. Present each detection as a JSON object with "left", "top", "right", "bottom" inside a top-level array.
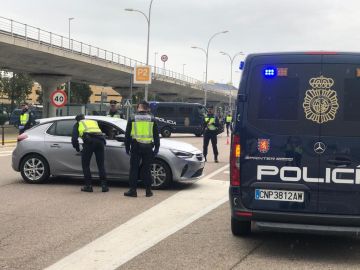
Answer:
[
  {"left": 20, "top": 154, "right": 50, "bottom": 184},
  {"left": 161, "top": 127, "right": 172, "bottom": 138},
  {"left": 141, "top": 159, "right": 172, "bottom": 189},
  {"left": 231, "top": 217, "right": 251, "bottom": 236}
]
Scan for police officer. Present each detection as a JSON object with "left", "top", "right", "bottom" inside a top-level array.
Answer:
[
  {"left": 107, "top": 100, "right": 123, "bottom": 118},
  {"left": 203, "top": 106, "right": 220, "bottom": 163},
  {"left": 18, "top": 102, "right": 34, "bottom": 134},
  {"left": 124, "top": 101, "right": 160, "bottom": 197},
  {"left": 72, "top": 114, "right": 108, "bottom": 193},
  {"left": 225, "top": 112, "right": 232, "bottom": 137}
]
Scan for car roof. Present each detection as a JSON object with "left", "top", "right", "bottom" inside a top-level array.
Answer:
[{"left": 37, "top": 115, "right": 127, "bottom": 125}]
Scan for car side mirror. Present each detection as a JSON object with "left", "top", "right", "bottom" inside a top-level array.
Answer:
[{"left": 115, "top": 134, "right": 126, "bottom": 142}]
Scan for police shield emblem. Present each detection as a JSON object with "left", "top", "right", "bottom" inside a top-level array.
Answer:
[{"left": 258, "top": 139, "right": 270, "bottom": 153}]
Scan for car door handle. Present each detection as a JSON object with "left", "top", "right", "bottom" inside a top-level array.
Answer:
[
  {"left": 327, "top": 159, "right": 352, "bottom": 166},
  {"left": 50, "top": 144, "right": 61, "bottom": 148}
]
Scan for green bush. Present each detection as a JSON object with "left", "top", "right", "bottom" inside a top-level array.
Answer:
[{"left": 0, "top": 114, "right": 8, "bottom": 125}]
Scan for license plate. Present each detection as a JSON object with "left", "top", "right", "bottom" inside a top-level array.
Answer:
[{"left": 255, "top": 189, "right": 304, "bottom": 202}]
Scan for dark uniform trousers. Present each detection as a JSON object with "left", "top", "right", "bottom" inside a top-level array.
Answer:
[
  {"left": 129, "top": 142, "right": 154, "bottom": 190},
  {"left": 81, "top": 136, "right": 106, "bottom": 186},
  {"left": 203, "top": 131, "right": 218, "bottom": 157}
]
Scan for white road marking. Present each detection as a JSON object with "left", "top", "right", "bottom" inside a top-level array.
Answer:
[
  {"left": 0, "top": 151, "right": 13, "bottom": 157},
  {"left": 45, "top": 164, "right": 230, "bottom": 270},
  {"left": 224, "top": 171, "right": 230, "bottom": 174}
]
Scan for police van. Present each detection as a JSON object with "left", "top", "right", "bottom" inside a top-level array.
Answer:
[
  {"left": 230, "top": 52, "right": 360, "bottom": 236},
  {"left": 149, "top": 102, "right": 206, "bottom": 137}
]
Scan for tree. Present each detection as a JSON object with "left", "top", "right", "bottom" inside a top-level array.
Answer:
[
  {"left": 2, "top": 73, "right": 34, "bottom": 111},
  {"left": 65, "top": 82, "right": 92, "bottom": 104}
]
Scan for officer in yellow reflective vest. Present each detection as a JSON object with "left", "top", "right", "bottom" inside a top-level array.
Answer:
[
  {"left": 203, "top": 106, "right": 220, "bottom": 163},
  {"left": 107, "top": 100, "right": 123, "bottom": 118},
  {"left": 124, "top": 101, "right": 160, "bottom": 197},
  {"left": 19, "top": 103, "right": 33, "bottom": 134},
  {"left": 225, "top": 112, "right": 232, "bottom": 137},
  {"left": 72, "top": 114, "right": 108, "bottom": 193}
]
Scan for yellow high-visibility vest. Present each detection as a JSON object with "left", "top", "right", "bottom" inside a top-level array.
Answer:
[
  {"left": 131, "top": 114, "right": 154, "bottom": 144},
  {"left": 20, "top": 113, "right": 29, "bottom": 125},
  {"left": 205, "top": 117, "right": 216, "bottom": 131},
  {"left": 226, "top": 116, "right": 232, "bottom": 123},
  {"left": 78, "top": 120, "right": 102, "bottom": 138}
]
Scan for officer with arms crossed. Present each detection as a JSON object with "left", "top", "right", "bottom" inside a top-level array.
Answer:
[
  {"left": 225, "top": 112, "right": 232, "bottom": 137},
  {"left": 72, "top": 114, "right": 108, "bottom": 193},
  {"left": 18, "top": 102, "right": 34, "bottom": 134},
  {"left": 107, "top": 100, "right": 123, "bottom": 119},
  {"left": 203, "top": 106, "right": 220, "bottom": 163},
  {"left": 124, "top": 101, "right": 160, "bottom": 197}
]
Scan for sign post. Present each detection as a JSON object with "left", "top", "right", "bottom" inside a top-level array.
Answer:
[{"left": 161, "top": 55, "right": 168, "bottom": 71}]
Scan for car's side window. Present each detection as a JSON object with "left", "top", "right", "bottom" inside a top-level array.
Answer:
[
  {"left": 98, "top": 121, "right": 123, "bottom": 140},
  {"left": 47, "top": 120, "right": 76, "bottom": 137}
]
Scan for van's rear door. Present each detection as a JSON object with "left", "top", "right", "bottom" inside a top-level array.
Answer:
[
  {"left": 318, "top": 55, "right": 360, "bottom": 215},
  {"left": 240, "top": 55, "right": 322, "bottom": 213}
]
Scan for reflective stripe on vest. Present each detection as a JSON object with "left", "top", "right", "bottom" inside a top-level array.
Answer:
[
  {"left": 205, "top": 117, "right": 216, "bottom": 131},
  {"left": 20, "top": 113, "right": 29, "bottom": 125},
  {"left": 226, "top": 116, "right": 232, "bottom": 123},
  {"left": 78, "top": 120, "right": 102, "bottom": 138},
  {"left": 131, "top": 114, "right": 154, "bottom": 144}
]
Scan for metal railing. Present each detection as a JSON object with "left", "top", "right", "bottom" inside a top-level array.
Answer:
[{"left": 0, "top": 16, "right": 206, "bottom": 90}]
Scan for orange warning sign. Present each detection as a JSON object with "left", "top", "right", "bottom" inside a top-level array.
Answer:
[{"left": 134, "top": 66, "right": 152, "bottom": 85}]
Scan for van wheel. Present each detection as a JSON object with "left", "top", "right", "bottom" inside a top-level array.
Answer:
[
  {"left": 20, "top": 154, "right": 50, "bottom": 184},
  {"left": 231, "top": 217, "right": 251, "bottom": 236},
  {"left": 194, "top": 132, "right": 203, "bottom": 137},
  {"left": 161, "top": 127, "right": 172, "bottom": 138}
]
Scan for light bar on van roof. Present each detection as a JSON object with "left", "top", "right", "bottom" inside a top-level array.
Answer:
[
  {"left": 277, "top": 68, "right": 288, "bottom": 77},
  {"left": 264, "top": 68, "right": 276, "bottom": 78}
]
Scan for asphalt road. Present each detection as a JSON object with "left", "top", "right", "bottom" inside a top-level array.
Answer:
[{"left": 2, "top": 134, "right": 360, "bottom": 270}]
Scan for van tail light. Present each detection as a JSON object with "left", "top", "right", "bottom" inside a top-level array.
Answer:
[
  {"left": 230, "top": 134, "right": 241, "bottom": 186},
  {"left": 17, "top": 134, "right": 28, "bottom": 142}
]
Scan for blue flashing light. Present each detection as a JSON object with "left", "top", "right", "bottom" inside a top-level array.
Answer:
[{"left": 264, "top": 67, "right": 277, "bottom": 78}]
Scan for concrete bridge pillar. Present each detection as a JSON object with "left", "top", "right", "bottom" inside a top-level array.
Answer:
[{"left": 31, "top": 74, "right": 71, "bottom": 118}]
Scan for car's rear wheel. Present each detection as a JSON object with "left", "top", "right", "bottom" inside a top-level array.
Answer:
[
  {"left": 161, "top": 127, "right": 172, "bottom": 138},
  {"left": 20, "top": 154, "right": 50, "bottom": 184},
  {"left": 231, "top": 217, "right": 251, "bottom": 236},
  {"left": 142, "top": 159, "right": 172, "bottom": 189}
]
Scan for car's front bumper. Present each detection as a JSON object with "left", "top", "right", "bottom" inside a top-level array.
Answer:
[
  {"left": 11, "top": 147, "right": 20, "bottom": 172},
  {"left": 171, "top": 153, "right": 205, "bottom": 182}
]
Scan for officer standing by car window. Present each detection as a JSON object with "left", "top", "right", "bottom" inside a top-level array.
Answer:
[
  {"left": 225, "top": 112, "right": 232, "bottom": 137},
  {"left": 124, "top": 101, "right": 160, "bottom": 198},
  {"left": 72, "top": 114, "right": 108, "bottom": 193},
  {"left": 19, "top": 102, "right": 34, "bottom": 134},
  {"left": 107, "top": 100, "right": 123, "bottom": 119},
  {"left": 203, "top": 106, "right": 219, "bottom": 163}
]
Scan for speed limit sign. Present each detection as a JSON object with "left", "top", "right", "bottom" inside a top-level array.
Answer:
[{"left": 50, "top": 89, "right": 67, "bottom": 108}]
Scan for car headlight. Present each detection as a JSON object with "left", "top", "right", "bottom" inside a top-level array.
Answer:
[{"left": 170, "top": 149, "right": 194, "bottom": 159}]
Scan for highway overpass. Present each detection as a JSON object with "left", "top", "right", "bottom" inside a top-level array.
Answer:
[{"left": 0, "top": 16, "right": 234, "bottom": 117}]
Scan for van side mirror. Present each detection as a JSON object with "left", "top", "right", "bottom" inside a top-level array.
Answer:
[
  {"left": 238, "top": 94, "right": 247, "bottom": 102},
  {"left": 115, "top": 134, "right": 126, "bottom": 142}
]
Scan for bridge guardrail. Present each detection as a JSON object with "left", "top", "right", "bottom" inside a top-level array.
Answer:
[{"left": 0, "top": 16, "right": 204, "bottom": 90}]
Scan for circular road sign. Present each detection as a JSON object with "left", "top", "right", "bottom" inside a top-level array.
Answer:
[
  {"left": 50, "top": 89, "right": 67, "bottom": 108},
  {"left": 161, "top": 55, "right": 168, "bottom": 62}
]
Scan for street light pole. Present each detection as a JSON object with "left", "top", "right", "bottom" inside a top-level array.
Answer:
[
  {"left": 191, "top": 30, "right": 228, "bottom": 106},
  {"left": 220, "top": 51, "right": 244, "bottom": 112},
  {"left": 154, "top": 52, "right": 158, "bottom": 73},
  {"left": 182, "top": 64, "right": 186, "bottom": 75},
  {"left": 125, "top": 0, "right": 154, "bottom": 101},
  {"left": 67, "top": 17, "right": 74, "bottom": 116}
]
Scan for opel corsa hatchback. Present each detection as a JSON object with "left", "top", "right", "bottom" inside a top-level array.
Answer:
[{"left": 230, "top": 52, "right": 360, "bottom": 236}]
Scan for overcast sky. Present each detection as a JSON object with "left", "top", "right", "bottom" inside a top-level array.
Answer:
[{"left": 2, "top": 0, "right": 360, "bottom": 87}]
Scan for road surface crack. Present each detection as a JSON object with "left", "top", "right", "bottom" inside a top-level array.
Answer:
[{"left": 230, "top": 241, "right": 265, "bottom": 270}]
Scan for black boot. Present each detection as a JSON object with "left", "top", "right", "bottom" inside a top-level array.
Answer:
[
  {"left": 146, "top": 188, "right": 153, "bottom": 197},
  {"left": 204, "top": 156, "right": 207, "bottom": 162},
  {"left": 124, "top": 189, "right": 137, "bottom": 197},
  {"left": 81, "top": 186, "right": 93, "bottom": 192},
  {"left": 214, "top": 156, "right": 219, "bottom": 163},
  {"left": 101, "top": 181, "right": 109, "bottom": 192}
]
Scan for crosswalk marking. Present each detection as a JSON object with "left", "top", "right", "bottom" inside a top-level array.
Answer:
[{"left": 45, "top": 164, "right": 229, "bottom": 270}]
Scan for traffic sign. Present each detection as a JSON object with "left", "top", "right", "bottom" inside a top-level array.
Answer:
[
  {"left": 134, "top": 66, "right": 152, "bottom": 85},
  {"left": 123, "top": 99, "right": 132, "bottom": 107},
  {"left": 161, "top": 55, "right": 168, "bottom": 62},
  {"left": 50, "top": 89, "right": 67, "bottom": 108}
]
